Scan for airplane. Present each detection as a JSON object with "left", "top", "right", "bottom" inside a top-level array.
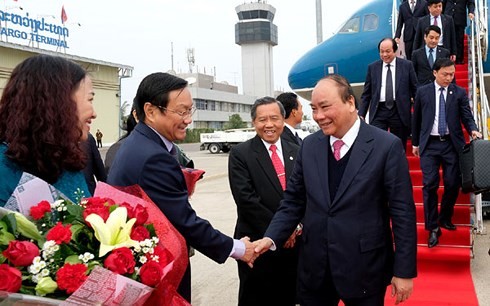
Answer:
[
  {"left": 288, "top": 0, "right": 490, "bottom": 99},
  {"left": 287, "top": 0, "right": 490, "bottom": 229}
]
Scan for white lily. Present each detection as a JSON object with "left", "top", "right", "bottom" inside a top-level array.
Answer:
[{"left": 85, "top": 207, "right": 139, "bottom": 257}]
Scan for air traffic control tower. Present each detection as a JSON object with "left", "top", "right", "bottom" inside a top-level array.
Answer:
[{"left": 235, "top": 1, "right": 277, "bottom": 97}]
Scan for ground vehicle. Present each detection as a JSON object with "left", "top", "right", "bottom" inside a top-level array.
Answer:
[{"left": 200, "top": 128, "right": 256, "bottom": 154}]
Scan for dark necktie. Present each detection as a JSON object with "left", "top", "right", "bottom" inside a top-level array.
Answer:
[
  {"left": 269, "top": 144, "right": 286, "bottom": 190},
  {"left": 433, "top": 16, "right": 438, "bottom": 26},
  {"left": 295, "top": 132, "right": 303, "bottom": 145},
  {"left": 333, "top": 140, "right": 344, "bottom": 161},
  {"left": 438, "top": 88, "right": 447, "bottom": 136},
  {"left": 428, "top": 48, "right": 434, "bottom": 68},
  {"left": 385, "top": 64, "right": 394, "bottom": 109}
]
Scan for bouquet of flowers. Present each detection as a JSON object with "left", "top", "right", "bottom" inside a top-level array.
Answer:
[{"left": 0, "top": 183, "right": 189, "bottom": 306}]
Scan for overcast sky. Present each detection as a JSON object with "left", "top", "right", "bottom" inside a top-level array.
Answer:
[{"left": 5, "top": 0, "right": 366, "bottom": 109}]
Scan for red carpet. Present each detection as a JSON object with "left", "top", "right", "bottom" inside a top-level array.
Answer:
[{"left": 381, "top": 44, "right": 478, "bottom": 304}]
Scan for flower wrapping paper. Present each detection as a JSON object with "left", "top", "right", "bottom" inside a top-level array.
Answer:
[{"left": 94, "top": 182, "right": 189, "bottom": 306}]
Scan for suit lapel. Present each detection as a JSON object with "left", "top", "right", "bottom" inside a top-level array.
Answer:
[
  {"left": 331, "top": 122, "right": 374, "bottom": 207},
  {"left": 376, "top": 61, "right": 383, "bottom": 98},
  {"left": 282, "top": 141, "right": 297, "bottom": 180},
  {"left": 445, "top": 84, "right": 455, "bottom": 115},
  {"left": 252, "top": 136, "right": 284, "bottom": 195},
  {"left": 314, "top": 133, "right": 332, "bottom": 206},
  {"left": 395, "top": 58, "right": 402, "bottom": 93}
]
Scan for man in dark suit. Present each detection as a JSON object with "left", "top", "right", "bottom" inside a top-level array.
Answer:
[
  {"left": 443, "top": 0, "right": 475, "bottom": 64},
  {"left": 229, "top": 97, "right": 300, "bottom": 306},
  {"left": 82, "top": 133, "right": 106, "bottom": 195},
  {"left": 412, "top": 25, "right": 451, "bottom": 86},
  {"left": 414, "top": 0, "right": 457, "bottom": 61},
  {"left": 395, "top": 0, "right": 429, "bottom": 60},
  {"left": 107, "top": 73, "right": 255, "bottom": 303},
  {"left": 254, "top": 75, "right": 417, "bottom": 305},
  {"left": 277, "top": 92, "right": 304, "bottom": 145},
  {"left": 359, "top": 38, "right": 418, "bottom": 150},
  {"left": 412, "top": 58, "right": 481, "bottom": 248}
]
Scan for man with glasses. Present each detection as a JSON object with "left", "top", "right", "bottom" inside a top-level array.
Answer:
[{"left": 108, "top": 72, "right": 255, "bottom": 303}]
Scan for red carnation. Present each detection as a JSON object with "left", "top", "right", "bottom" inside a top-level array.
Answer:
[
  {"left": 104, "top": 247, "right": 135, "bottom": 275},
  {"left": 83, "top": 203, "right": 110, "bottom": 222},
  {"left": 130, "top": 225, "right": 150, "bottom": 241},
  {"left": 30, "top": 200, "right": 52, "bottom": 220},
  {"left": 46, "top": 222, "right": 72, "bottom": 244},
  {"left": 146, "top": 245, "right": 172, "bottom": 268},
  {"left": 56, "top": 263, "right": 88, "bottom": 294},
  {"left": 139, "top": 261, "right": 164, "bottom": 287},
  {"left": 2, "top": 240, "right": 39, "bottom": 266},
  {"left": 0, "top": 264, "right": 22, "bottom": 293},
  {"left": 84, "top": 197, "right": 109, "bottom": 206},
  {"left": 119, "top": 202, "right": 134, "bottom": 217}
]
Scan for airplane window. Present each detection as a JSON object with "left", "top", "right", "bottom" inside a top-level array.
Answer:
[
  {"left": 363, "top": 14, "right": 378, "bottom": 31},
  {"left": 338, "top": 17, "right": 360, "bottom": 33}
]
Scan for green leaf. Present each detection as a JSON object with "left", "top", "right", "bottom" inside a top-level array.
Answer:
[
  {"left": 0, "top": 221, "right": 15, "bottom": 245},
  {"left": 146, "top": 223, "right": 157, "bottom": 238},
  {"left": 65, "top": 254, "right": 81, "bottom": 264},
  {"left": 66, "top": 203, "right": 83, "bottom": 218}
]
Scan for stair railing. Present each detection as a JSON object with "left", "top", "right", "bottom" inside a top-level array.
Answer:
[{"left": 469, "top": 0, "right": 489, "bottom": 234}]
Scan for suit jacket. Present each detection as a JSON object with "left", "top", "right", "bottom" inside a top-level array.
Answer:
[
  {"left": 395, "top": 0, "right": 429, "bottom": 41},
  {"left": 107, "top": 122, "right": 233, "bottom": 262},
  {"left": 264, "top": 121, "right": 417, "bottom": 299},
  {"left": 412, "top": 82, "right": 478, "bottom": 155},
  {"left": 281, "top": 126, "right": 301, "bottom": 146},
  {"left": 414, "top": 14, "right": 457, "bottom": 54},
  {"left": 412, "top": 46, "right": 451, "bottom": 86},
  {"left": 443, "top": 0, "right": 475, "bottom": 26},
  {"left": 82, "top": 133, "right": 107, "bottom": 195},
  {"left": 229, "top": 136, "right": 299, "bottom": 240},
  {"left": 359, "top": 57, "right": 418, "bottom": 127}
]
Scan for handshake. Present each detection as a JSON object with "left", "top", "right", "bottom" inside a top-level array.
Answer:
[{"left": 238, "top": 226, "right": 302, "bottom": 268}]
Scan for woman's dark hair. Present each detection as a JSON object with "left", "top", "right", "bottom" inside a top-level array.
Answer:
[{"left": 0, "top": 55, "right": 87, "bottom": 183}]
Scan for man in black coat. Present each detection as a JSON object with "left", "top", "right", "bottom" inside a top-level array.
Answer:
[
  {"left": 82, "top": 133, "right": 106, "bottom": 195},
  {"left": 412, "top": 58, "right": 481, "bottom": 248},
  {"left": 395, "top": 0, "right": 429, "bottom": 60},
  {"left": 229, "top": 97, "right": 300, "bottom": 306},
  {"left": 443, "top": 0, "right": 475, "bottom": 63},
  {"left": 414, "top": 0, "right": 457, "bottom": 61},
  {"left": 276, "top": 92, "right": 304, "bottom": 145},
  {"left": 412, "top": 25, "right": 451, "bottom": 86}
]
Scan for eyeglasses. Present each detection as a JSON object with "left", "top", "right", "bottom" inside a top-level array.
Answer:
[{"left": 156, "top": 106, "right": 196, "bottom": 119}]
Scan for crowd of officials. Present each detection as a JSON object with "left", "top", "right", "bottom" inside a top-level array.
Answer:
[{"left": 0, "top": 1, "right": 483, "bottom": 305}]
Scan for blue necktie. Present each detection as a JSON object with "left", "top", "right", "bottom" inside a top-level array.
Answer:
[
  {"left": 438, "top": 88, "right": 447, "bottom": 136},
  {"left": 428, "top": 48, "right": 434, "bottom": 68}
]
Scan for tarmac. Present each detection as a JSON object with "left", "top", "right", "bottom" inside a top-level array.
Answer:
[{"left": 99, "top": 143, "right": 490, "bottom": 306}]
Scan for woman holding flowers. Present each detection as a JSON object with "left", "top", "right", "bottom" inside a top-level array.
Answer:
[{"left": 0, "top": 55, "right": 97, "bottom": 206}]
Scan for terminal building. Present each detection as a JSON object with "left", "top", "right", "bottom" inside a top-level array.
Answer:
[{"left": 1, "top": 1, "right": 285, "bottom": 144}]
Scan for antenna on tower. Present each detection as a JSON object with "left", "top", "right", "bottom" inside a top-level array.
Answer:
[
  {"left": 171, "top": 42, "right": 174, "bottom": 71},
  {"left": 186, "top": 48, "right": 195, "bottom": 73}
]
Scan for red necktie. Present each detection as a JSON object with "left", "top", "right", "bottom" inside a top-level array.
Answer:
[
  {"left": 269, "top": 144, "right": 286, "bottom": 190},
  {"left": 433, "top": 16, "right": 438, "bottom": 26},
  {"left": 333, "top": 140, "right": 344, "bottom": 161}
]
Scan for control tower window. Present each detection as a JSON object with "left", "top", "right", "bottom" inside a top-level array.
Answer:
[
  {"left": 363, "top": 14, "right": 378, "bottom": 31},
  {"left": 339, "top": 17, "right": 360, "bottom": 33}
]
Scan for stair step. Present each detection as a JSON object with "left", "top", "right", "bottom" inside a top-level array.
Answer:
[
  {"left": 417, "top": 245, "right": 472, "bottom": 263},
  {"left": 414, "top": 205, "right": 472, "bottom": 223},
  {"left": 407, "top": 156, "right": 420, "bottom": 170},
  {"left": 416, "top": 225, "right": 472, "bottom": 246},
  {"left": 412, "top": 188, "right": 472, "bottom": 204}
]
